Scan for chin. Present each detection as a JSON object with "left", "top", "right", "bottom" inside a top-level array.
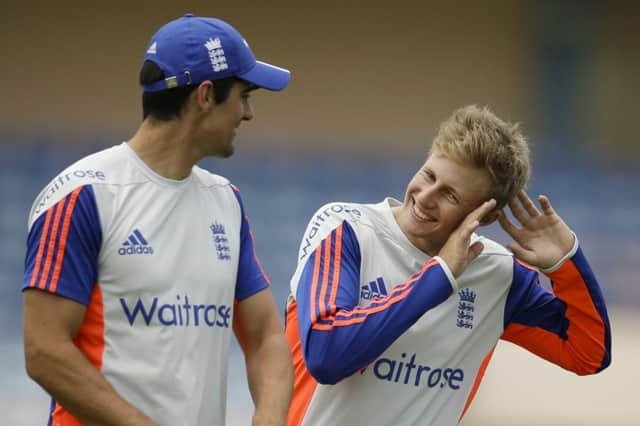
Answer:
[{"left": 215, "top": 143, "right": 234, "bottom": 158}]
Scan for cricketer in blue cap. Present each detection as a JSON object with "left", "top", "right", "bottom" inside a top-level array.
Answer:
[
  {"left": 21, "top": 12, "right": 294, "bottom": 426},
  {"left": 142, "top": 13, "right": 291, "bottom": 92}
]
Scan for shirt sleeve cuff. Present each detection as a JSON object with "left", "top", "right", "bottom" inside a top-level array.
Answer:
[
  {"left": 540, "top": 231, "right": 579, "bottom": 274},
  {"left": 433, "top": 256, "right": 458, "bottom": 293}
]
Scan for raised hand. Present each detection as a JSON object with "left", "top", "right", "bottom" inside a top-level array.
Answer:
[
  {"left": 498, "top": 190, "right": 575, "bottom": 270},
  {"left": 438, "top": 198, "right": 497, "bottom": 278}
]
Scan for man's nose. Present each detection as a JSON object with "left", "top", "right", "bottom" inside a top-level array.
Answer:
[
  {"left": 415, "top": 185, "right": 438, "bottom": 208},
  {"left": 243, "top": 102, "right": 254, "bottom": 121}
]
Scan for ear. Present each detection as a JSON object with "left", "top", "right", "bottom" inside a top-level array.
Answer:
[
  {"left": 479, "top": 209, "right": 501, "bottom": 226},
  {"left": 194, "top": 81, "right": 215, "bottom": 111}
]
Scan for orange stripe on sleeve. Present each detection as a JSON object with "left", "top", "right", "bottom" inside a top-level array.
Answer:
[
  {"left": 49, "top": 187, "right": 83, "bottom": 293},
  {"left": 312, "top": 286, "right": 415, "bottom": 330},
  {"left": 502, "top": 259, "right": 605, "bottom": 375},
  {"left": 335, "top": 258, "right": 437, "bottom": 319},
  {"left": 311, "top": 258, "right": 440, "bottom": 330},
  {"left": 327, "top": 225, "right": 343, "bottom": 316},
  {"left": 515, "top": 257, "right": 539, "bottom": 273},
  {"left": 555, "top": 263, "right": 606, "bottom": 371},
  {"left": 309, "top": 245, "right": 322, "bottom": 324},
  {"left": 248, "top": 228, "right": 271, "bottom": 285},
  {"left": 37, "top": 198, "right": 66, "bottom": 290},
  {"left": 317, "top": 236, "right": 332, "bottom": 319},
  {"left": 28, "top": 208, "right": 54, "bottom": 288}
]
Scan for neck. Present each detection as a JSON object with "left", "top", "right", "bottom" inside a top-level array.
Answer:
[
  {"left": 127, "top": 119, "right": 205, "bottom": 180},
  {"left": 408, "top": 234, "right": 442, "bottom": 257}
]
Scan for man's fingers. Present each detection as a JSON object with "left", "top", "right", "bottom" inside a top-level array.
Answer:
[
  {"left": 462, "top": 219, "right": 480, "bottom": 239},
  {"left": 517, "top": 190, "right": 541, "bottom": 217},
  {"left": 507, "top": 197, "right": 529, "bottom": 226},
  {"left": 456, "top": 199, "right": 496, "bottom": 239},
  {"left": 497, "top": 211, "right": 519, "bottom": 236},
  {"left": 469, "top": 199, "right": 496, "bottom": 223},
  {"left": 538, "top": 195, "right": 556, "bottom": 216}
]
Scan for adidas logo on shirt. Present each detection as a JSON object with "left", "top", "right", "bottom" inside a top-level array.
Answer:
[
  {"left": 118, "top": 228, "right": 154, "bottom": 255},
  {"left": 361, "top": 277, "right": 388, "bottom": 300}
]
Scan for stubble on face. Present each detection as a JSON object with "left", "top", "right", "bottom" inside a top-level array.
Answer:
[
  {"left": 218, "top": 81, "right": 254, "bottom": 159},
  {"left": 218, "top": 125, "right": 236, "bottom": 158},
  {"left": 204, "top": 82, "right": 247, "bottom": 159}
]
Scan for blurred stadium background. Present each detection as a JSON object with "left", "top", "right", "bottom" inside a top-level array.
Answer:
[{"left": 1, "top": 1, "right": 638, "bottom": 424}]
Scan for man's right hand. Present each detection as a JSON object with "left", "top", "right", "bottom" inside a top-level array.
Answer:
[{"left": 437, "top": 199, "right": 496, "bottom": 278}]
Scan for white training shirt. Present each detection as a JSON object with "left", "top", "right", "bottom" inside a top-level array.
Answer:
[
  {"left": 286, "top": 199, "right": 610, "bottom": 426},
  {"left": 23, "top": 142, "right": 270, "bottom": 426}
]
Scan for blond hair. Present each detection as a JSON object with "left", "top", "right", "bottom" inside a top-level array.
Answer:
[{"left": 430, "top": 105, "right": 530, "bottom": 208}]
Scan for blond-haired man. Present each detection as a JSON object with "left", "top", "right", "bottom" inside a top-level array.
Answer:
[{"left": 286, "top": 105, "right": 611, "bottom": 426}]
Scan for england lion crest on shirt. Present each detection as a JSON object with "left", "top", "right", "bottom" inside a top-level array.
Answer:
[{"left": 210, "top": 222, "right": 231, "bottom": 261}]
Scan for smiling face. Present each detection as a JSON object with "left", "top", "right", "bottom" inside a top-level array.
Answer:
[
  {"left": 391, "top": 105, "right": 532, "bottom": 255},
  {"left": 393, "top": 154, "right": 494, "bottom": 255},
  {"left": 199, "top": 80, "right": 255, "bottom": 158}
]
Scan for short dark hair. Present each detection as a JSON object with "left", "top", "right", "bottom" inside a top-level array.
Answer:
[{"left": 139, "top": 61, "right": 237, "bottom": 121}]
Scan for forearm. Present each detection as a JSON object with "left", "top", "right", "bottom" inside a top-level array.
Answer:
[
  {"left": 547, "top": 247, "right": 611, "bottom": 372},
  {"left": 246, "top": 332, "right": 293, "bottom": 426},
  {"left": 300, "top": 258, "right": 453, "bottom": 384},
  {"left": 26, "top": 341, "right": 154, "bottom": 425},
  {"left": 502, "top": 246, "right": 611, "bottom": 375}
]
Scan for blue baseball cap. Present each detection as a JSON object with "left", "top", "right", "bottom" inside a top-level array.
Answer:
[{"left": 142, "top": 14, "right": 290, "bottom": 92}]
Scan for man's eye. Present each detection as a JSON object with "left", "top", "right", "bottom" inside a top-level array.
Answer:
[{"left": 445, "top": 192, "right": 458, "bottom": 203}]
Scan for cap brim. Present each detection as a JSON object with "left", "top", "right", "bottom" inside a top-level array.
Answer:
[{"left": 238, "top": 60, "right": 291, "bottom": 91}]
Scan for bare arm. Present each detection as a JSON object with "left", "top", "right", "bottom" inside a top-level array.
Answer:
[
  {"left": 233, "top": 289, "right": 293, "bottom": 426},
  {"left": 23, "top": 289, "right": 156, "bottom": 425}
]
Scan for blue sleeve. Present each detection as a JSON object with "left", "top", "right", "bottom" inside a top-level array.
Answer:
[
  {"left": 503, "top": 261, "right": 569, "bottom": 337},
  {"left": 232, "top": 186, "right": 270, "bottom": 302},
  {"left": 295, "top": 220, "right": 454, "bottom": 384},
  {"left": 23, "top": 185, "right": 102, "bottom": 305},
  {"left": 502, "top": 252, "right": 611, "bottom": 375}
]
